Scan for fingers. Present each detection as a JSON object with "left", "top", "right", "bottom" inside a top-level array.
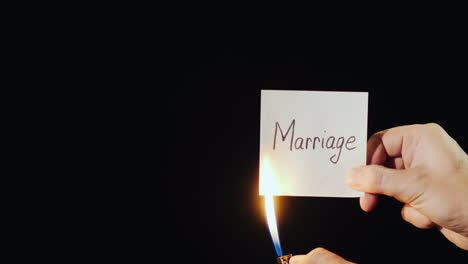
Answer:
[
  {"left": 369, "top": 126, "right": 408, "bottom": 159},
  {"left": 367, "top": 130, "right": 387, "bottom": 165},
  {"left": 362, "top": 131, "right": 390, "bottom": 213},
  {"left": 439, "top": 227, "right": 468, "bottom": 250},
  {"left": 384, "top": 157, "right": 405, "bottom": 169},
  {"left": 359, "top": 125, "right": 427, "bottom": 212},
  {"left": 346, "top": 165, "right": 424, "bottom": 204},
  {"left": 401, "top": 204, "right": 434, "bottom": 229},
  {"left": 290, "top": 248, "right": 355, "bottom": 264},
  {"left": 360, "top": 192, "right": 378, "bottom": 212},
  {"left": 367, "top": 125, "right": 422, "bottom": 168}
]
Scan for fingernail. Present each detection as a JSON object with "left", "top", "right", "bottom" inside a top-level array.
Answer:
[{"left": 346, "top": 167, "right": 363, "bottom": 187}]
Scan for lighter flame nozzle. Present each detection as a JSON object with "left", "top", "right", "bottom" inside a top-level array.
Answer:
[{"left": 277, "top": 254, "right": 292, "bottom": 264}]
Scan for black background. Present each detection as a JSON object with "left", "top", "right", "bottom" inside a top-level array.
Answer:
[{"left": 169, "top": 49, "right": 468, "bottom": 263}]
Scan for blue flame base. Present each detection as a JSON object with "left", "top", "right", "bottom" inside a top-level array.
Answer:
[{"left": 271, "top": 236, "right": 283, "bottom": 257}]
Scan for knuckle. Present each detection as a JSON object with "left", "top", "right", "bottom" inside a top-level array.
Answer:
[
  {"left": 370, "top": 131, "right": 382, "bottom": 139},
  {"left": 425, "top": 122, "right": 441, "bottom": 130},
  {"left": 369, "top": 130, "right": 385, "bottom": 142},
  {"left": 307, "top": 247, "right": 327, "bottom": 259},
  {"left": 424, "top": 122, "right": 445, "bottom": 135}
]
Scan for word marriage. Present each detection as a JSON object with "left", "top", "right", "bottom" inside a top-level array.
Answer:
[{"left": 273, "top": 119, "right": 357, "bottom": 164}]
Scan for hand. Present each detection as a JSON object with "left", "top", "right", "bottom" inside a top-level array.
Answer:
[
  {"left": 346, "top": 123, "right": 468, "bottom": 250},
  {"left": 290, "top": 248, "right": 355, "bottom": 264}
]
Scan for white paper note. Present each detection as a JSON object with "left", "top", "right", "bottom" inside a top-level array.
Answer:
[{"left": 259, "top": 90, "right": 368, "bottom": 197}]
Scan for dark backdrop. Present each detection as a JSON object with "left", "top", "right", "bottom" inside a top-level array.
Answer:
[{"left": 169, "top": 52, "right": 468, "bottom": 263}]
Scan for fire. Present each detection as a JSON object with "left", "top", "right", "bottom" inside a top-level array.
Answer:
[
  {"left": 261, "top": 157, "right": 283, "bottom": 257},
  {"left": 265, "top": 193, "right": 283, "bottom": 256}
]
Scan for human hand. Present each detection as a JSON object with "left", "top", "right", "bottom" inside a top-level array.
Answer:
[
  {"left": 346, "top": 123, "right": 468, "bottom": 250},
  {"left": 290, "top": 248, "right": 355, "bottom": 264}
]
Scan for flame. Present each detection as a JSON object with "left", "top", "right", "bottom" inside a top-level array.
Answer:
[
  {"left": 260, "top": 158, "right": 281, "bottom": 195},
  {"left": 265, "top": 193, "right": 283, "bottom": 256},
  {"left": 261, "top": 157, "right": 283, "bottom": 257}
]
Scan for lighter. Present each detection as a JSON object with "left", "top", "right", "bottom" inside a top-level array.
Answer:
[{"left": 277, "top": 254, "right": 292, "bottom": 264}]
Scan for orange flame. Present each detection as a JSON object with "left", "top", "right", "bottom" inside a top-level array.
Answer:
[{"left": 261, "top": 157, "right": 283, "bottom": 256}]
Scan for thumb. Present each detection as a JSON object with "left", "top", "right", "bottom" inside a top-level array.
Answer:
[
  {"left": 291, "top": 248, "right": 355, "bottom": 264},
  {"left": 346, "top": 165, "right": 424, "bottom": 204}
]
